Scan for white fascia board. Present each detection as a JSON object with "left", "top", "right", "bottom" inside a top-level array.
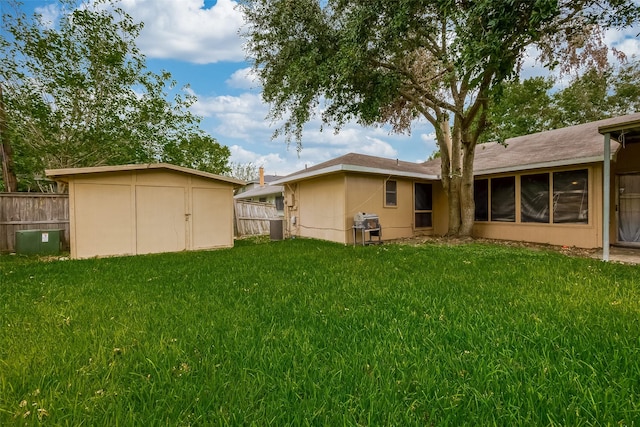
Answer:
[
  {"left": 272, "top": 164, "right": 439, "bottom": 184},
  {"left": 473, "top": 156, "right": 605, "bottom": 176}
]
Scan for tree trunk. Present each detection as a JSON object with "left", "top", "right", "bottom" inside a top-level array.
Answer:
[
  {"left": 0, "top": 84, "right": 18, "bottom": 193},
  {"left": 447, "top": 119, "right": 465, "bottom": 235},
  {"left": 436, "top": 114, "right": 463, "bottom": 236},
  {"left": 459, "top": 140, "right": 476, "bottom": 236}
]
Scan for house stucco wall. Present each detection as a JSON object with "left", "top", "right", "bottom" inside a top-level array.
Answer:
[
  {"left": 67, "top": 169, "right": 235, "bottom": 258},
  {"left": 289, "top": 174, "right": 346, "bottom": 243},
  {"left": 346, "top": 175, "right": 419, "bottom": 242},
  {"left": 284, "top": 173, "right": 443, "bottom": 244}
]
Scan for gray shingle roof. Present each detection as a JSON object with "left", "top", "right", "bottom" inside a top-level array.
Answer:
[
  {"left": 234, "top": 185, "right": 284, "bottom": 199},
  {"left": 274, "top": 152, "right": 439, "bottom": 184},
  {"left": 276, "top": 113, "right": 640, "bottom": 183},
  {"left": 423, "top": 112, "right": 640, "bottom": 175}
]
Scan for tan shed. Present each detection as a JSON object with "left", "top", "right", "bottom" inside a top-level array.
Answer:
[{"left": 46, "top": 163, "right": 245, "bottom": 259}]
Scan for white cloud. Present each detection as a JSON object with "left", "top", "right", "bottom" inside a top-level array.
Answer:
[
  {"left": 229, "top": 145, "right": 296, "bottom": 175},
  {"left": 419, "top": 132, "right": 439, "bottom": 161},
  {"left": 226, "top": 67, "right": 260, "bottom": 90},
  {"left": 191, "top": 92, "right": 274, "bottom": 140},
  {"left": 606, "top": 27, "right": 640, "bottom": 59},
  {"left": 115, "top": 0, "right": 245, "bottom": 63},
  {"left": 34, "top": 4, "right": 61, "bottom": 29}
]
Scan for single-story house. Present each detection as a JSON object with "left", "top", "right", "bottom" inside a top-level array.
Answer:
[
  {"left": 273, "top": 113, "right": 640, "bottom": 256},
  {"left": 234, "top": 167, "right": 285, "bottom": 214},
  {"left": 46, "top": 163, "right": 245, "bottom": 259}
]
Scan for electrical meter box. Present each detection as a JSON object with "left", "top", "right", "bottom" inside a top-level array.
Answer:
[{"left": 15, "top": 229, "right": 62, "bottom": 255}]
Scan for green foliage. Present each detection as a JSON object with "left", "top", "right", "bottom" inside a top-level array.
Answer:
[
  {"left": 160, "top": 134, "right": 231, "bottom": 176},
  {"left": 241, "top": 0, "right": 640, "bottom": 145},
  {"left": 482, "top": 76, "right": 555, "bottom": 143},
  {"left": 227, "top": 161, "right": 259, "bottom": 181},
  {"left": 2, "top": 239, "right": 640, "bottom": 425},
  {"left": 484, "top": 59, "right": 640, "bottom": 142},
  {"left": 0, "top": 0, "right": 230, "bottom": 190}
]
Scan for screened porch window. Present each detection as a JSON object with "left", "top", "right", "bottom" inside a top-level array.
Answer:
[
  {"left": 414, "top": 183, "right": 433, "bottom": 228},
  {"left": 385, "top": 180, "right": 397, "bottom": 206},
  {"left": 553, "top": 169, "right": 588, "bottom": 223},
  {"left": 521, "top": 173, "right": 550, "bottom": 223},
  {"left": 474, "top": 179, "right": 489, "bottom": 221},
  {"left": 490, "top": 176, "right": 515, "bottom": 222}
]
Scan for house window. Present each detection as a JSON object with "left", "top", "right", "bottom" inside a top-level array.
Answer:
[
  {"left": 414, "top": 183, "right": 433, "bottom": 228},
  {"left": 385, "top": 180, "right": 397, "bottom": 206},
  {"left": 275, "top": 196, "right": 284, "bottom": 211},
  {"left": 259, "top": 197, "right": 267, "bottom": 203},
  {"left": 521, "top": 173, "right": 550, "bottom": 223},
  {"left": 490, "top": 176, "right": 515, "bottom": 222},
  {"left": 553, "top": 169, "right": 588, "bottom": 223},
  {"left": 474, "top": 179, "right": 489, "bottom": 221}
]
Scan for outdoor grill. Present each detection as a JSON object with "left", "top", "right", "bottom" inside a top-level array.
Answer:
[{"left": 352, "top": 212, "right": 382, "bottom": 246}]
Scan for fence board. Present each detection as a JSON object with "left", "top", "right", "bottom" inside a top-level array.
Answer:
[
  {"left": 234, "top": 200, "right": 280, "bottom": 236},
  {"left": 0, "top": 193, "right": 70, "bottom": 253}
]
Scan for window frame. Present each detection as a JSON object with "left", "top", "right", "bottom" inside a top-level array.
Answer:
[
  {"left": 552, "top": 169, "right": 589, "bottom": 224},
  {"left": 385, "top": 179, "right": 398, "bottom": 207},
  {"left": 490, "top": 176, "right": 516, "bottom": 222},
  {"left": 474, "top": 168, "right": 590, "bottom": 226},
  {"left": 520, "top": 173, "right": 550, "bottom": 223},
  {"left": 474, "top": 179, "right": 489, "bottom": 222},
  {"left": 414, "top": 182, "right": 433, "bottom": 228}
]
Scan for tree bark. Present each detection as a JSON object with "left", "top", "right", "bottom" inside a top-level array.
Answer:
[
  {"left": 0, "top": 84, "right": 18, "bottom": 193},
  {"left": 459, "top": 140, "right": 476, "bottom": 236},
  {"left": 436, "top": 114, "right": 463, "bottom": 236}
]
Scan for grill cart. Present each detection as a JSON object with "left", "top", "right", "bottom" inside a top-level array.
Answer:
[{"left": 352, "top": 213, "right": 382, "bottom": 246}]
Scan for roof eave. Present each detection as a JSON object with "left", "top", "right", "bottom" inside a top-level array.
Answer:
[
  {"left": 473, "top": 156, "right": 607, "bottom": 176},
  {"left": 273, "top": 164, "right": 439, "bottom": 184},
  {"left": 598, "top": 118, "right": 640, "bottom": 136}
]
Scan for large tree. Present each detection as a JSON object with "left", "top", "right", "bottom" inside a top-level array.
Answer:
[
  {"left": 483, "top": 59, "right": 640, "bottom": 142},
  {"left": 0, "top": 0, "right": 230, "bottom": 191},
  {"left": 241, "top": 0, "right": 639, "bottom": 236}
]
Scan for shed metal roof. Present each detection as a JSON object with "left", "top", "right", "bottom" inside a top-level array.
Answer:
[{"left": 45, "top": 163, "right": 246, "bottom": 186}]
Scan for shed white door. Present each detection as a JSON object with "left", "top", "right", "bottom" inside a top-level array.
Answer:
[
  {"left": 192, "top": 188, "right": 231, "bottom": 249},
  {"left": 136, "top": 186, "right": 187, "bottom": 254},
  {"left": 618, "top": 174, "right": 640, "bottom": 245}
]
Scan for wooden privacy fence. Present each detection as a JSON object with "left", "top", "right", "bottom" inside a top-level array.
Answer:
[
  {"left": 234, "top": 200, "right": 280, "bottom": 236},
  {"left": 0, "top": 193, "right": 70, "bottom": 253}
]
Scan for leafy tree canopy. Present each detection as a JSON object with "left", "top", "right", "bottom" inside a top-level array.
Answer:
[
  {"left": 227, "top": 162, "right": 260, "bottom": 182},
  {"left": 0, "top": 0, "right": 230, "bottom": 191},
  {"left": 484, "top": 59, "right": 640, "bottom": 143},
  {"left": 241, "top": 0, "right": 640, "bottom": 235}
]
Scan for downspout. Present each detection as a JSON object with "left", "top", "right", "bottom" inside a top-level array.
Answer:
[{"left": 603, "top": 132, "right": 611, "bottom": 261}]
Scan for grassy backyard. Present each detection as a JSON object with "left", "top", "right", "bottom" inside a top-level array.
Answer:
[{"left": 1, "top": 238, "right": 640, "bottom": 425}]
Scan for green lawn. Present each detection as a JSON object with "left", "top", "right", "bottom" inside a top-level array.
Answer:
[{"left": 1, "top": 238, "right": 639, "bottom": 426}]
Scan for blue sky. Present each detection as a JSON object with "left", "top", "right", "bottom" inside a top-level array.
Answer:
[{"left": 11, "top": 0, "right": 640, "bottom": 176}]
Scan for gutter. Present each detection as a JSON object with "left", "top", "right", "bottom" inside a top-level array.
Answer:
[{"left": 272, "top": 164, "right": 440, "bottom": 184}]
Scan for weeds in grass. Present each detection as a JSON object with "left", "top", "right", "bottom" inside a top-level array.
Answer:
[{"left": 1, "top": 239, "right": 639, "bottom": 425}]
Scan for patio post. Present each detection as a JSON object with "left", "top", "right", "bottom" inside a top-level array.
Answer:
[{"left": 603, "top": 132, "right": 611, "bottom": 261}]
